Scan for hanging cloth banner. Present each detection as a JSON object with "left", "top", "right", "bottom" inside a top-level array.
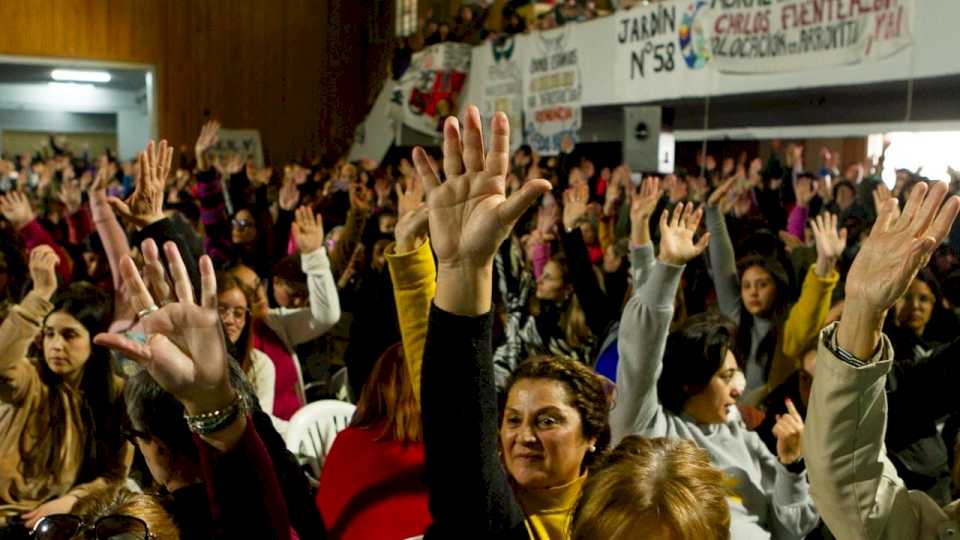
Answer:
[
  {"left": 398, "top": 42, "right": 473, "bottom": 136},
  {"left": 700, "top": 0, "right": 913, "bottom": 73},
  {"left": 471, "top": 35, "right": 527, "bottom": 152},
  {"left": 523, "top": 25, "right": 583, "bottom": 156}
]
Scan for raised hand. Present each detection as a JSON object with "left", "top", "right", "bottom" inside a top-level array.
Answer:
[
  {"left": 110, "top": 140, "right": 172, "bottom": 229},
  {"left": 349, "top": 182, "right": 373, "bottom": 213},
  {"left": 839, "top": 181, "right": 960, "bottom": 358},
  {"left": 773, "top": 398, "right": 804, "bottom": 465},
  {"left": 562, "top": 184, "right": 589, "bottom": 232},
  {"left": 778, "top": 230, "right": 805, "bottom": 254},
  {"left": 374, "top": 177, "right": 392, "bottom": 207},
  {"left": 658, "top": 202, "right": 710, "bottom": 266},
  {"left": 214, "top": 154, "right": 243, "bottom": 177},
  {"left": 707, "top": 176, "right": 737, "bottom": 208},
  {"left": 537, "top": 203, "right": 559, "bottom": 242},
  {"left": 603, "top": 169, "right": 624, "bottom": 216},
  {"left": 58, "top": 178, "right": 83, "bottom": 215},
  {"left": 396, "top": 175, "right": 425, "bottom": 220},
  {"left": 292, "top": 206, "right": 325, "bottom": 254},
  {"left": 278, "top": 178, "right": 301, "bottom": 212},
  {"left": 93, "top": 242, "right": 234, "bottom": 418},
  {"left": 195, "top": 120, "right": 220, "bottom": 171},
  {"left": 872, "top": 182, "right": 892, "bottom": 210},
  {"left": 28, "top": 245, "right": 60, "bottom": 300},
  {"left": 412, "top": 107, "right": 550, "bottom": 315},
  {"left": 395, "top": 206, "right": 429, "bottom": 253},
  {"left": 811, "top": 212, "right": 847, "bottom": 278},
  {"left": 90, "top": 156, "right": 113, "bottom": 192},
  {"left": 252, "top": 166, "right": 273, "bottom": 187},
  {"left": 0, "top": 191, "right": 35, "bottom": 229},
  {"left": 629, "top": 176, "right": 662, "bottom": 247}
]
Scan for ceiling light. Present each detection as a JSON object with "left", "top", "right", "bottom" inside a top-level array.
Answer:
[{"left": 51, "top": 69, "right": 111, "bottom": 83}]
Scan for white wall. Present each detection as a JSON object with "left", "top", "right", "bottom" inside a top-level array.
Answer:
[{"left": 117, "top": 109, "right": 151, "bottom": 161}]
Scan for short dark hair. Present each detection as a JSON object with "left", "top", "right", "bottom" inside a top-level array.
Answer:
[
  {"left": 505, "top": 357, "right": 612, "bottom": 468},
  {"left": 124, "top": 359, "right": 261, "bottom": 464},
  {"left": 658, "top": 313, "right": 738, "bottom": 415}
]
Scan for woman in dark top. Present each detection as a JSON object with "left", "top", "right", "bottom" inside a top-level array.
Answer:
[{"left": 415, "top": 106, "right": 731, "bottom": 539}]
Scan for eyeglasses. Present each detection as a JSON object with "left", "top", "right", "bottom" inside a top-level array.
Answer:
[
  {"left": 33, "top": 514, "right": 153, "bottom": 540},
  {"left": 231, "top": 218, "right": 254, "bottom": 230},
  {"left": 217, "top": 305, "right": 249, "bottom": 320}
]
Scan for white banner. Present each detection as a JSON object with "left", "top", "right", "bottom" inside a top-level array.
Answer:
[
  {"left": 523, "top": 26, "right": 583, "bottom": 156},
  {"left": 398, "top": 43, "right": 472, "bottom": 136},
  {"left": 701, "top": 0, "right": 913, "bottom": 73},
  {"left": 472, "top": 36, "right": 527, "bottom": 152},
  {"left": 208, "top": 129, "right": 264, "bottom": 168},
  {"left": 611, "top": 3, "right": 693, "bottom": 105}
]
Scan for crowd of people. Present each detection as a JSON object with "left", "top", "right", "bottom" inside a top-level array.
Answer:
[{"left": 1, "top": 103, "right": 960, "bottom": 540}]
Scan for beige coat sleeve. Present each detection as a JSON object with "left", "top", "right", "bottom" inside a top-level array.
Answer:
[{"left": 804, "top": 323, "right": 950, "bottom": 540}]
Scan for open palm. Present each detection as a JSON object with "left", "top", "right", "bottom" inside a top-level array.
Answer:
[
  {"left": 412, "top": 107, "right": 550, "bottom": 270},
  {"left": 658, "top": 202, "right": 710, "bottom": 266},
  {"left": 846, "top": 181, "right": 960, "bottom": 313},
  {"left": 94, "top": 242, "right": 232, "bottom": 413}
]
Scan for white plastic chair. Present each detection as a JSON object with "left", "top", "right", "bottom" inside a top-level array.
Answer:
[{"left": 284, "top": 399, "right": 356, "bottom": 486}]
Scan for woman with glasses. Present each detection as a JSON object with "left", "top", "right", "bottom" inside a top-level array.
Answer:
[
  {"left": 215, "top": 272, "right": 276, "bottom": 423},
  {"left": 0, "top": 246, "right": 132, "bottom": 536}
]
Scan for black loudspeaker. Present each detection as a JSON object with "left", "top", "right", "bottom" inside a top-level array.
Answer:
[{"left": 622, "top": 106, "right": 675, "bottom": 174}]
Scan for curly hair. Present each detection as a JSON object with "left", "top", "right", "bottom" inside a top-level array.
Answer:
[
  {"left": 504, "top": 356, "right": 612, "bottom": 468},
  {"left": 571, "top": 436, "right": 731, "bottom": 540}
]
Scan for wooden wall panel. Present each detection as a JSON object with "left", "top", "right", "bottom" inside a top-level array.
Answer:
[{"left": 0, "top": 0, "right": 392, "bottom": 163}]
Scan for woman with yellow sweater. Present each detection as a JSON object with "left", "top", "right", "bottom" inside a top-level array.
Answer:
[
  {"left": 705, "top": 177, "right": 843, "bottom": 406},
  {"left": 387, "top": 183, "right": 609, "bottom": 539},
  {"left": 413, "top": 107, "right": 732, "bottom": 539},
  {"left": 0, "top": 246, "right": 131, "bottom": 534}
]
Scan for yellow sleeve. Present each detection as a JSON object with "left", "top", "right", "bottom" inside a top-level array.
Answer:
[
  {"left": 386, "top": 239, "right": 436, "bottom": 403},
  {"left": 772, "top": 265, "right": 840, "bottom": 386}
]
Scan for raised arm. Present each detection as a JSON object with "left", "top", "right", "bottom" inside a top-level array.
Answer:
[
  {"left": 773, "top": 212, "right": 844, "bottom": 387},
  {"left": 1, "top": 191, "right": 72, "bottom": 283},
  {"left": 264, "top": 206, "right": 341, "bottom": 347},
  {"left": 386, "top": 177, "right": 433, "bottom": 401},
  {"left": 612, "top": 204, "right": 710, "bottom": 444},
  {"left": 93, "top": 241, "right": 292, "bottom": 539},
  {"left": 629, "top": 177, "right": 663, "bottom": 288},
  {"left": 560, "top": 184, "right": 611, "bottom": 337},
  {"left": 0, "top": 247, "right": 58, "bottom": 403},
  {"left": 416, "top": 107, "right": 549, "bottom": 537},
  {"left": 193, "top": 122, "right": 235, "bottom": 267},
  {"left": 705, "top": 177, "right": 741, "bottom": 319},
  {"left": 805, "top": 181, "right": 960, "bottom": 540}
]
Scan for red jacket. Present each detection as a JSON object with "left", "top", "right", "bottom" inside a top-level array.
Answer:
[{"left": 316, "top": 424, "right": 430, "bottom": 539}]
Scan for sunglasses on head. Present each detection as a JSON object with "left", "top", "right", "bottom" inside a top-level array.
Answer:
[
  {"left": 33, "top": 514, "right": 152, "bottom": 540},
  {"left": 231, "top": 218, "right": 254, "bottom": 230}
]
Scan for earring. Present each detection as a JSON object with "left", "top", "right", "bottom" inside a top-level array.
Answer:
[{"left": 589, "top": 445, "right": 596, "bottom": 453}]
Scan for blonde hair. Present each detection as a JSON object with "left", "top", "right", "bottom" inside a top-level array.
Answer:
[
  {"left": 571, "top": 436, "right": 731, "bottom": 540},
  {"left": 73, "top": 488, "right": 180, "bottom": 539}
]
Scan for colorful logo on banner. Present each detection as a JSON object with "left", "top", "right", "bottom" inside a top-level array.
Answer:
[
  {"left": 399, "top": 43, "right": 472, "bottom": 136},
  {"left": 679, "top": 0, "right": 711, "bottom": 69}
]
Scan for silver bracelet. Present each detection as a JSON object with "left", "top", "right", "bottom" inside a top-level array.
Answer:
[{"left": 183, "top": 393, "right": 246, "bottom": 435}]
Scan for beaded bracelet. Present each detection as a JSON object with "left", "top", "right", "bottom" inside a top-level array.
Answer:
[{"left": 183, "top": 394, "right": 246, "bottom": 435}]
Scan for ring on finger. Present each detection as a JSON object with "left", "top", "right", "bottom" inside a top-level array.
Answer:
[{"left": 137, "top": 305, "right": 160, "bottom": 320}]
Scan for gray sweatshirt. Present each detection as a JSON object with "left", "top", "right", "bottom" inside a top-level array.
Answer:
[{"left": 611, "top": 247, "right": 819, "bottom": 540}]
